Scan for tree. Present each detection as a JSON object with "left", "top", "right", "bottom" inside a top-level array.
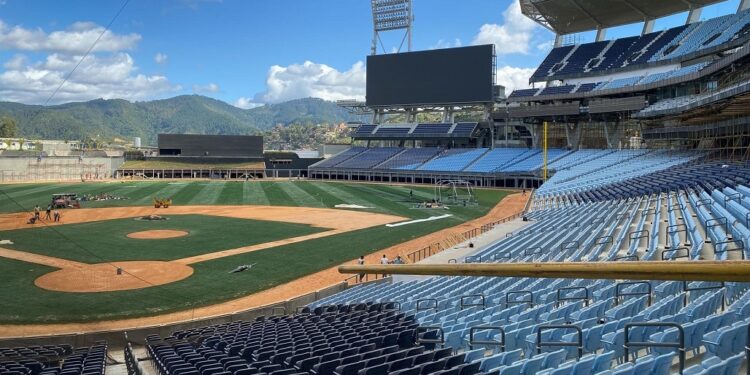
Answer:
[{"left": 0, "top": 116, "right": 18, "bottom": 138}]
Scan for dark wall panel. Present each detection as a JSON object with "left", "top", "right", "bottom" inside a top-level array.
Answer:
[
  {"left": 158, "top": 134, "right": 263, "bottom": 157},
  {"left": 366, "top": 45, "right": 494, "bottom": 107}
]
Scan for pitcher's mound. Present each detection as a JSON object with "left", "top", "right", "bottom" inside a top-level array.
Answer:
[
  {"left": 35, "top": 261, "right": 194, "bottom": 292},
  {"left": 127, "top": 230, "right": 188, "bottom": 239}
]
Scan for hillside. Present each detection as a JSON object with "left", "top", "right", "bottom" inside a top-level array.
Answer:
[{"left": 0, "top": 96, "right": 361, "bottom": 145}]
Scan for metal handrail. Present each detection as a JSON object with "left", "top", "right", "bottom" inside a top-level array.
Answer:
[
  {"left": 746, "top": 323, "right": 749, "bottom": 375},
  {"left": 448, "top": 259, "right": 457, "bottom": 264},
  {"left": 380, "top": 301, "right": 402, "bottom": 311},
  {"left": 615, "top": 281, "right": 652, "bottom": 306},
  {"left": 594, "top": 235, "right": 613, "bottom": 246},
  {"left": 629, "top": 230, "right": 650, "bottom": 249},
  {"left": 614, "top": 255, "right": 639, "bottom": 261},
  {"left": 665, "top": 224, "right": 688, "bottom": 249},
  {"left": 661, "top": 247, "right": 690, "bottom": 261},
  {"left": 683, "top": 281, "right": 725, "bottom": 312},
  {"left": 469, "top": 326, "right": 505, "bottom": 351},
  {"left": 524, "top": 247, "right": 543, "bottom": 257},
  {"left": 493, "top": 253, "right": 511, "bottom": 261},
  {"left": 536, "top": 325, "right": 583, "bottom": 359},
  {"left": 696, "top": 198, "right": 713, "bottom": 208},
  {"left": 705, "top": 217, "right": 728, "bottom": 234},
  {"left": 714, "top": 239, "right": 745, "bottom": 260},
  {"left": 506, "top": 290, "right": 534, "bottom": 307},
  {"left": 416, "top": 326, "right": 444, "bottom": 347},
  {"left": 724, "top": 193, "right": 741, "bottom": 208},
  {"left": 465, "top": 255, "right": 482, "bottom": 263},
  {"left": 560, "top": 241, "right": 579, "bottom": 254},
  {"left": 416, "top": 298, "right": 438, "bottom": 312},
  {"left": 460, "top": 294, "right": 486, "bottom": 310},
  {"left": 624, "top": 322, "right": 685, "bottom": 374},
  {"left": 556, "top": 287, "right": 589, "bottom": 307}
]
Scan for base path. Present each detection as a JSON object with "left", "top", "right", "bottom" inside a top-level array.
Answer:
[{"left": 0, "top": 193, "right": 528, "bottom": 338}]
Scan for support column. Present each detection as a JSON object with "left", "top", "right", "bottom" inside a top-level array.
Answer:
[
  {"left": 529, "top": 124, "right": 542, "bottom": 148},
  {"left": 564, "top": 123, "right": 581, "bottom": 149},
  {"left": 642, "top": 19, "right": 654, "bottom": 35},
  {"left": 595, "top": 26, "right": 607, "bottom": 42},
  {"left": 741, "top": 0, "right": 750, "bottom": 11},
  {"left": 604, "top": 122, "right": 621, "bottom": 149},
  {"left": 554, "top": 34, "right": 563, "bottom": 48},
  {"left": 687, "top": 7, "right": 702, "bottom": 24}
]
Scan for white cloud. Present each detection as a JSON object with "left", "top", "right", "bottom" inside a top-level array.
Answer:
[
  {"left": 192, "top": 82, "right": 220, "bottom": 94},
  {"left": 537, "top": 40, "right": 554, "bottom": 52},
  {"left": 495, "top": 66, "right": 538, "bottom": 96},
  {"left": 0, "top": 52, "right": 179, "bottom": 104},
  {"left": 430, "top": 38, "right": 462, "bottom": 49},
  {"left": 471, "top": 1, "right": 539, "bottom": 55},
  {"left": 0, "top": 20, "right": 141, "bottom": 53},
  {"left": 4, "top": 53, "right": 25, "bottom": 69},
  {"left": 256, "top": 60, "right": 366, "bottom": 103},
  {"left": 154, "top": 52, "right": 168, "bottom": 65},
  {"left": 233, "top": 97, "right": 264, "bottom": 109}
]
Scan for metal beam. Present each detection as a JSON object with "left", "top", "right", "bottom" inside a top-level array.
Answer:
[{"left": 339, "top": 261, "right": 750, "bottom": 282}]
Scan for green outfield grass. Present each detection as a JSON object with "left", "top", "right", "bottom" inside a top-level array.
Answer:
[{"left": 0, "top": 180, "right": 510, "bottom": 323}]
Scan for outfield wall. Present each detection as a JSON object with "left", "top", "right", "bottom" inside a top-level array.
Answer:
[{"left": 0, "top": 156, "right": 124, "bottom": 182}]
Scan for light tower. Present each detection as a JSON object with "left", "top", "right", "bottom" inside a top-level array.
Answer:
[{"left": 370, "top": 0, "right": 413, "bottom": 55}]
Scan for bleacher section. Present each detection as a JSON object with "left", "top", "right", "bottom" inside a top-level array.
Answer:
[
  {"left": 536, "top": 150, "right": 702, "bottom": 199},
  {"left": 0, "top": 343, "right": 107, "bottom": 375},
  {"left": 418, "top": 149, "right": 488, "bottom": 172},
  {"left": 375, "top": 148, "right": 442, "bottom": 170},
  {"left": 145, "top": 305, "right": 502, "bottom": 375},
  {"left": 352, "top": 123, "right": 479, "bottom": 140},
  {"left": 530, "top": 9, "right": 750, "bottom": 82},
  {"left": 335, "top": 148, "right": 403, "bottom": 169},
  {"left": 311, "top": 172, "right": 750, "bottom": 373}
]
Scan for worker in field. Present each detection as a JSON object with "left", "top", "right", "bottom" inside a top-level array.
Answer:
[
  {"left": 34, "top": 205, "right": 41, "bottom": 221},
  {"left": 53, "top": 209, "right": 61, "bottom": 222},
  {"left": 45, "top": 205, "right": 52, "bottom": 220}
]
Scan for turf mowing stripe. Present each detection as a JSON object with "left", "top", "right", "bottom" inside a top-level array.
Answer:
[
  {"left": 216, "top": 182, "right": 244, "bottom": 205},
  {"left": 133, "top": 182, "right": 193, "bottom": 205},
  {"left": 275, "top": 181, "right": 325, "bottom": 207},
  {"left": 313, "top": 183, "right": 390, "bottom": 213},
  {"left": 259, "top": 182, "right": 296, "bottom": 206},
  {"left": 168, "top": 182, "right": 210, "bottom": 204},
  {"left": 188, "top": 181, "right": 226, "bottom": 205},
  {"left": 242, "top": 181, "right": 270, "bottom": 205},
  {"left": 293, "top": 182, "right": 347, "bottom": 208}
]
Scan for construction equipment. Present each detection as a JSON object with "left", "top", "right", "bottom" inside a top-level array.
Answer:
[{"left": 153, "top": 198, "right": 172, "bottom": 208}]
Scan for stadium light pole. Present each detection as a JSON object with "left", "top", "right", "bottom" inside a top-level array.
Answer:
[{"left": 370, "top": 0, "right": 413, "bottom": 55}]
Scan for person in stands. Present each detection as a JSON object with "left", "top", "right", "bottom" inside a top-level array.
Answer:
[
  {"left": 358, "top": 255, "right": 365, "bottom": 282},
  {"left": 392, "top": 255, "right": 405, "bottom": 264},
  {"left": 380, "top": 254, "right": 390, "bottom": 278}
]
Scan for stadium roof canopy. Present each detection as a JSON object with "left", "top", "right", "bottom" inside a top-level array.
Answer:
[{"left": 520, "top": 0, "right": 726, "bottom": 34}]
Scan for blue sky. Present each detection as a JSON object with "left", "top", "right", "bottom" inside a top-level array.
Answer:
[{"left": 0, "top": 0, "right": 741, "bottom": 107}]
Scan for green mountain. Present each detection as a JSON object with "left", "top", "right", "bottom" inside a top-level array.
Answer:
[{"left": 0, "top": 96, "right": 361, "bottom": 146}]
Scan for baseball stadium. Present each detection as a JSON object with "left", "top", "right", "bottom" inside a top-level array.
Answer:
[{"left": 1, "top": 0, "right": 750, "bottom": 374}]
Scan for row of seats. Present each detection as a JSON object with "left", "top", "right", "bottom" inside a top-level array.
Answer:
[
  {"left": 531, "top": 8, "right": 750, "bottom": 81},
  {"left": 509, "top": 61, "right": 709, "bottom": 99},
  {"left": 353, "top": 123, "right": 478, "bottom": 138},
  {"left": 637, "top": 80, "right": 750, "bottom": 116},
  {"left": 0, "top": 343, "right": 106, "bottom": 375},
  {"left": 146, "top": 305, "right": 502, "bottom": 375},
  {"left": 313, "top": 147, "right": 589, "bottom": 174}
]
